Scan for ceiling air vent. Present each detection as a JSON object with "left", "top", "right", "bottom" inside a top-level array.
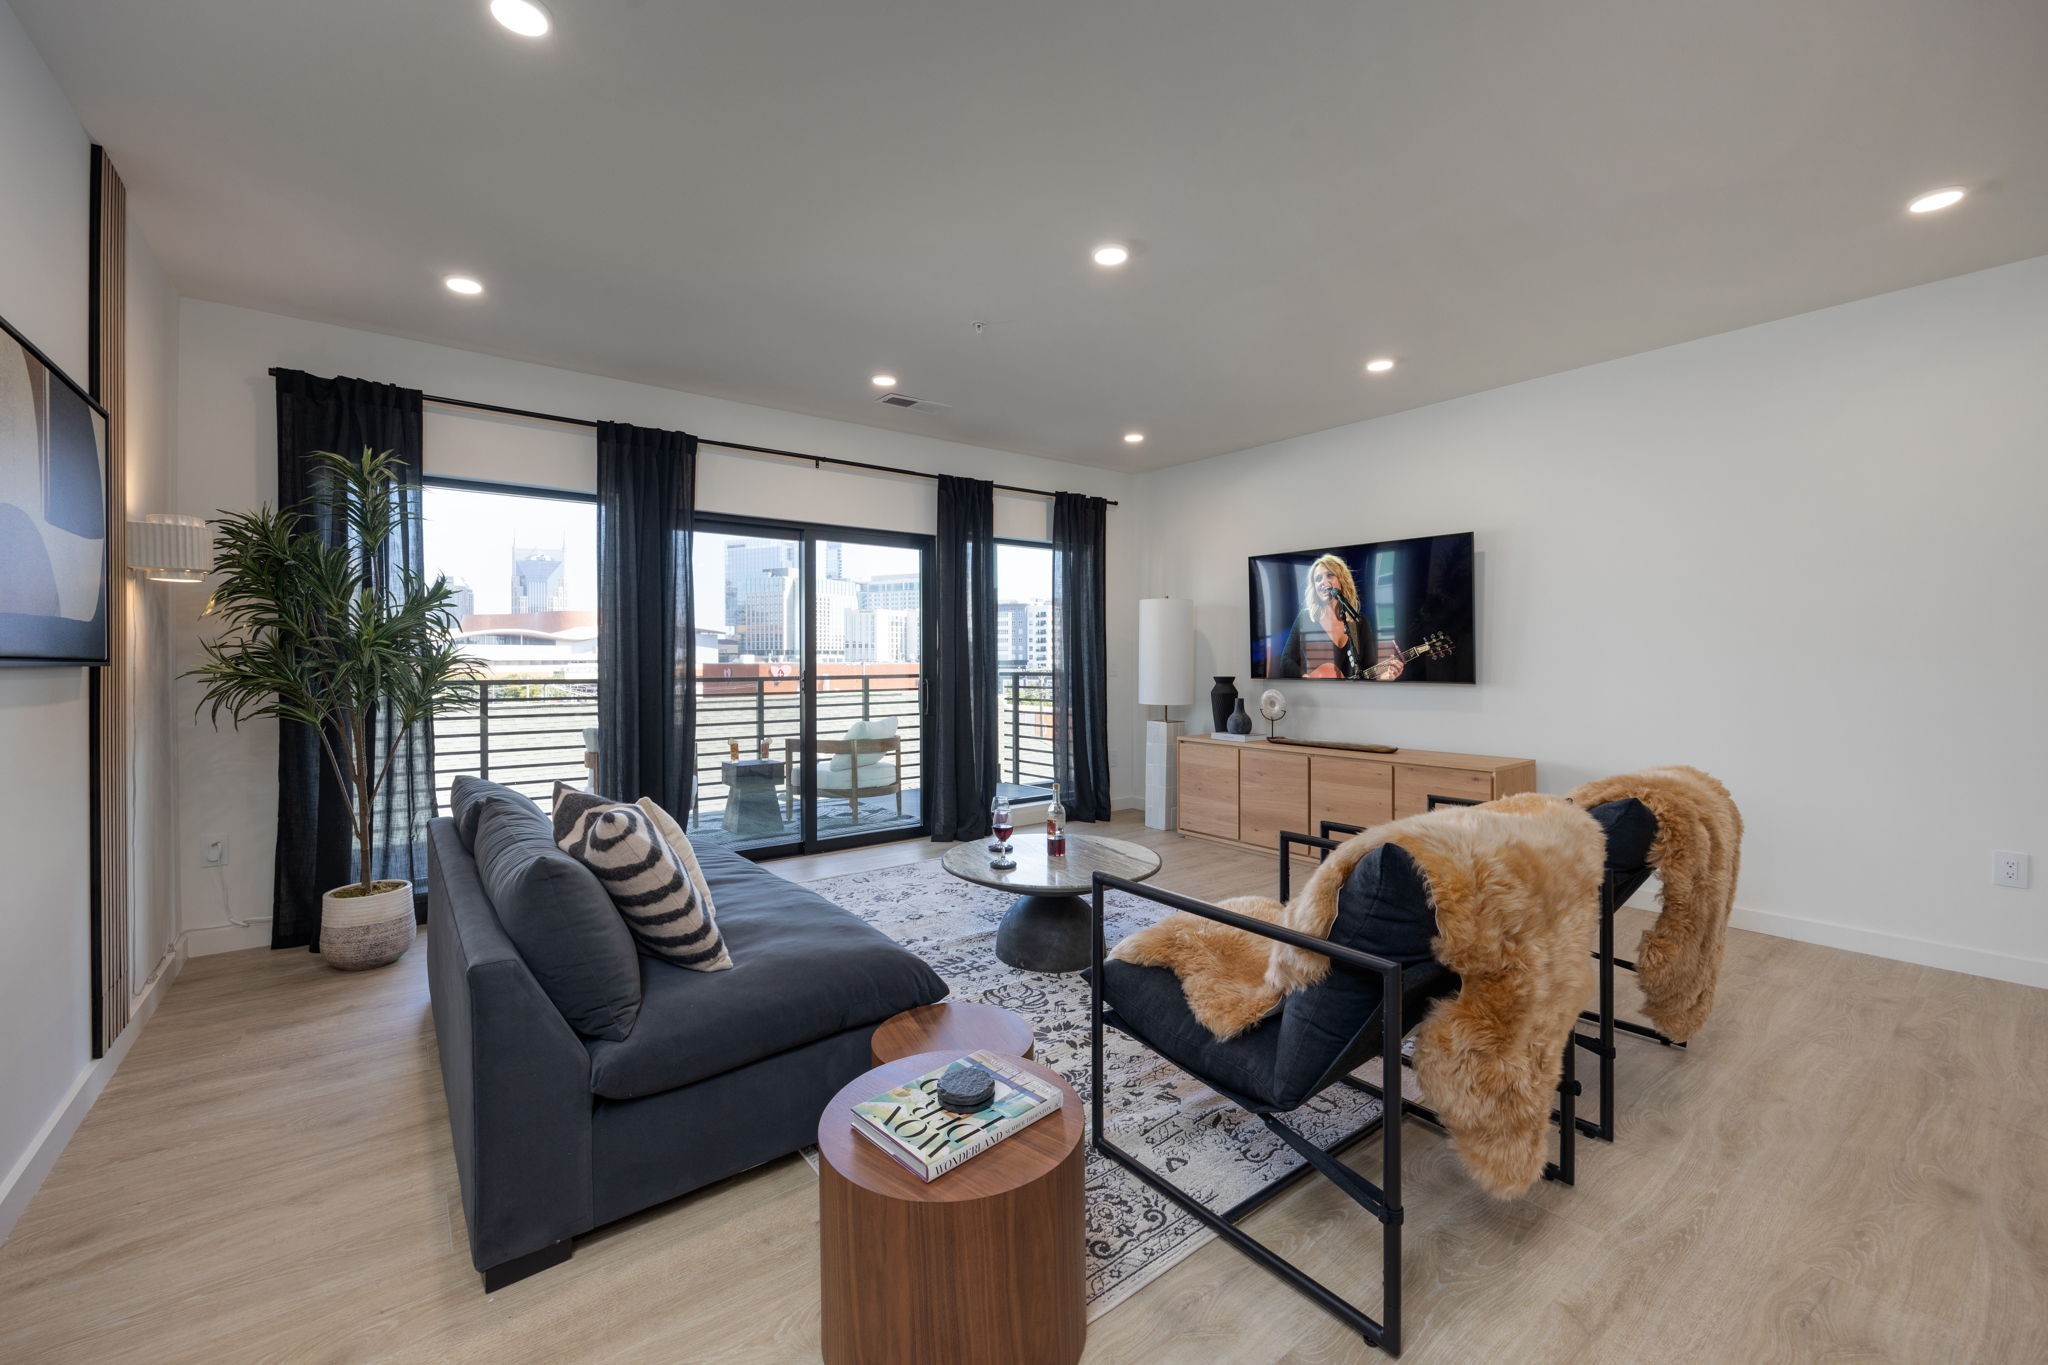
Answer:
[{"left": 876, "top": 392, "right": 950, "bottom": 412}]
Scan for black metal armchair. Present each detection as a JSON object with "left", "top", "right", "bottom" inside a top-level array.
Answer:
[
  {"left": 1090, "top": 830, "right": 1578, "bottom": 1357},
  {"left": 1321, "top": 813, "right": 1673, "bottom": 1144}
]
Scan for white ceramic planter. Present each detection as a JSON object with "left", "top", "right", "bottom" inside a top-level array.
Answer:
[{"left": 320, "top": 880, "right": 416, "bottom": 970}]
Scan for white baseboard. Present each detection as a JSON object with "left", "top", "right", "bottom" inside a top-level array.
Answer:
[
  {"left": 1727, "top": 904, "right": 2048, "bottom": 990},
  {"left": 181, "top": 917, "right": 272, "bottom": 956},
  {"left": 0, "top": 941, "right": 185, "bottom": 1246}
]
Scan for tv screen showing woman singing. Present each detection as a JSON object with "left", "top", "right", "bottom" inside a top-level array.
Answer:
[{"left": 1248, "top": 532, "right": 1474, "bottom": 683}]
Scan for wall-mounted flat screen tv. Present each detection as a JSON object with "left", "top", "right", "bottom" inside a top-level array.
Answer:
[
  {"left": 1249, "top": 532, "right": 1474, "bottom": 683},
  {"left": 1, "top": 311, "right": 109, "bottom": 667}
]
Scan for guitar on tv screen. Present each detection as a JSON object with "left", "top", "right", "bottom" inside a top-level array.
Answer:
[{"left": 1248, "top": 532, "right": 1474, "bottom": 684}]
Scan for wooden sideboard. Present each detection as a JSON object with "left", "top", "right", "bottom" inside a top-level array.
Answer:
[{"left": 1176, "top": 736, "right": 1537, "bottom": 857}]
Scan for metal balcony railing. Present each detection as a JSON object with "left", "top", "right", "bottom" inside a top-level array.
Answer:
[{"left": 432, "top": 668, "right": 1060, "bottom": 824}]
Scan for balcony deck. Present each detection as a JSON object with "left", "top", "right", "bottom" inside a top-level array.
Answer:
[{"left": 432, "top": 669, "right": 1058, "bottom": 852}]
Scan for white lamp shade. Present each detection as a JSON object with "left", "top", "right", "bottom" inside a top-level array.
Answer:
[
  {"left": 128, "top": 514, "right": 212, "bottom": 582},
  {"left": 1137, "top": 597, "right": 1194, "bottom": 707}
]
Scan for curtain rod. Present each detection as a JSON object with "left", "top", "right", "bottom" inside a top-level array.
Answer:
[{"left": 266, "top": 370, "right": 1115, "bottom": 506}]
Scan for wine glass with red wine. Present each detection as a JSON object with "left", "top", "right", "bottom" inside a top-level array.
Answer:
[{"left": 989, "top": 795, "right": 1016, "bottom": 868}]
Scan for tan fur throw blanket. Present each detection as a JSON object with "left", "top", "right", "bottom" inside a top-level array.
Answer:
[
  {"left": 1568, "top": 765, "right": 1742, "bottom": 1043},
  {"left": 1111, "top": 794, "right": 1603, "bottom": 1197}
]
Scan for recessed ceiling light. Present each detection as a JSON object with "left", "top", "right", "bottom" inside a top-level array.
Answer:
[
  {"left": 444, "top": 275, "right": 485, "bottom": 296},
  {"left": 1093, "top": 244, "right": 1130, "bottom": 267},
  {"left": 1908, "top": 187, "right": 1966, "bottom": 214},
  {"left": 871, "top": 373, "right": 898, "bottom": 388},
  {"left": 489, "top": 0, "right": 551, "bottom": 38},
  {"left": 1123, "top": 431, "right": 1145, "bottom": 444},
  {"left": 1364, "top": 357, "right": 1396, "bottom": 374}
]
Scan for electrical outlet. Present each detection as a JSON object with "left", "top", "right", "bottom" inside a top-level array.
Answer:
[
  {"left": 200, "top": 835, "right": 229, "bottom": 868},
  {"left": 1993, "top": 851, "right": 2030, "bottom": 889}
]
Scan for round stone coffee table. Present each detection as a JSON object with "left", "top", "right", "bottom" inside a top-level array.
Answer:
[{"left": 941, "top": 832, "right": 1162, "bottom": 973}]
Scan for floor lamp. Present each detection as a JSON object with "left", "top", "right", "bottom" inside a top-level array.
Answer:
[{"left": 1138, "top": 598, "right": 1193, "bottom": 831}]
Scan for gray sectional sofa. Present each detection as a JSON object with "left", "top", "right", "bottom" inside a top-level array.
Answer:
[{"left": 426, "top": 780, "right": 947, "bottom": 1290}]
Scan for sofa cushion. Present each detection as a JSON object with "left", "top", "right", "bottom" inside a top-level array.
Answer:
[
  {"left": 554, "top": 785, "right": 732, "bottom": 972},
  {"left": 450, "top": 775, "right": 541, "bottom": 851},
  {"left": 472, "top": 792, "right": 642, "bottom": 1041},
  {"left": 585, "top": 844, "right": 947, "bottom": 1099},
  {"left": 1586, "top": 797, "right": 1658, "bottom": 872}
]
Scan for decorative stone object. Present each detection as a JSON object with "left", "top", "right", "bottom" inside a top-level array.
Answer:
[
  {"left": 936, "top": 1062, "right": 998, "bottom": 1113},
  {"left": 320, "top": 880, "right": 416, "bottom": 969}
]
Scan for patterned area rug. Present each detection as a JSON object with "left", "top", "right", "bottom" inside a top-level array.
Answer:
[{"left": 801, "top": 857, "right": 1387, "bottom": 1320}]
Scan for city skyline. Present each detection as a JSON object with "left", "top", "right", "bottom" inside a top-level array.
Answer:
[{"left": 423, "top": 488, "right": 1056, "bottom": 670}]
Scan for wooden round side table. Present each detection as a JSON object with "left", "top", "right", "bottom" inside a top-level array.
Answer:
[
  {"left": 818, "top": 1050, "right": 1086, "bottom": 1365},
  {"left": 870, "top": 1002, "right": 1037, "bottom": 1065}
]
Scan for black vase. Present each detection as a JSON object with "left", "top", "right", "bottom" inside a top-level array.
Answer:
[
  {"left": 1209, "top": 676, "right": 1238, "bottom": 734},
  {"left": 1227, "top": 698, "right": 1253, "bottom": 735}
]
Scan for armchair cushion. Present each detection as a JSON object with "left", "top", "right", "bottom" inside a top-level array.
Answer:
[
  {"left": 1274, "top": 843, "right": 1445, "bottom": 1104},
  {"left": 1585, "top": 797, "right": 1657, "bottom": 872},
  {"left": 817, "top": 760, "right": 898, "bottom": 794},
  {"left": 827, "top": 717, "right": 896, "bottom": 771},
  {"left": 1100, "top": 954, "right": 1454, "bottom": 1114}
]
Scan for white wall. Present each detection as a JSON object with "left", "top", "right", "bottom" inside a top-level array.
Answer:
[
  {"left": 174, "top": 300, "right": 1140, "bottom": 951},
  {"left": 0, "top": 0, "right": 96, "bottom": 1229},
  {"left": 1137, "top": 255, "right": 2048, "bottom": 986},
  {"left": 0, "top": 0, "right": 181, "bottom": 1238}
]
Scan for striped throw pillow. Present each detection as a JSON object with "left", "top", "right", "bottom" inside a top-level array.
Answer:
[{"left": 552, "top": 785, "right": 733, "bottom": 972}]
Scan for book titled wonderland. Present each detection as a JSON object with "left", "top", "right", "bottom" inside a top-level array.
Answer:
[{"left": 849, "top": 1051, "right": 1063, "bottom": 1181}]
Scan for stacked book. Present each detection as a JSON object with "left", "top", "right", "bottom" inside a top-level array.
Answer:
[{"left": 850, "top": 1051, "right": 1062, "bottom": 1182}]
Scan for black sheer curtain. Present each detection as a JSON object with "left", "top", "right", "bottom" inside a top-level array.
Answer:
[
  {"left": 929, "top": 475, "right": 998, "bottom": 841},
  {"left": 271, "top": 370, "right": 431, "bottom": 950},
  {"left": 1052, "top": 492, "right": 1113, "bottom": 821},
  {"left": 596, "top": 422, "right": 697, "bottom": 815}
]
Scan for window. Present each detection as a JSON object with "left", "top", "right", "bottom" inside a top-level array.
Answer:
[
  {"left": 995, "top": 542, "right": 1056, "bottom": 796},
  {"left": 421, "top": 482, "right": 599, "bottom": 811}
]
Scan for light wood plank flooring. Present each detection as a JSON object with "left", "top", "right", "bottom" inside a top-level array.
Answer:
[{"left": 2, "top": 812, "right": 2044, "bottom": 1362}]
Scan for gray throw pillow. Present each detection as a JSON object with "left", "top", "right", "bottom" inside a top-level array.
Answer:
[
  {"left": 471, "top": 791, "right": 642, "bottom": 1039},
  {"left": 553, "top": 785, "right": 733, "bottom": 972},
  {"left": 449, "top": 775, "right": 542, "bottom": 851}
]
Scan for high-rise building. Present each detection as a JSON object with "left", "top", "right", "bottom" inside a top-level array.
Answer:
[
  {"left": 812, "top": 579, "right": 859, "bottom": 662},
  {"left": 845, "top": 608, "right": 921, "bottom": 664},
  {"left": 510, "top": 546, "right": 567, "bottom": 613},
  {"left": 995, "top": 599, "right": 1055, "bottom": 671},
  {"left": 995, "top": 601, "right": 1029, "bottom": 669},
  {"left": 730, "top": 566, "right": 798, "bottom": 658},
  {"left": 858, "top": 572, "right": 921, "bottom": 613}
]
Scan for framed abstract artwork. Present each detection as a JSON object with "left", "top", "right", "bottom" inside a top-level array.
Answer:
[{"left": 0, "top": 310, "right": 109, "bottom": 666}]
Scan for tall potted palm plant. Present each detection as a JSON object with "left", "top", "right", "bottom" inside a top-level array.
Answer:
[{"left": 190, "top": 448, "right": 477, "bottom": 969}]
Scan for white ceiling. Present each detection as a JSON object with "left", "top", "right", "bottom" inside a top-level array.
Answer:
[{"left": 13, "top": 0, "right": 2048, "bottom": 470}]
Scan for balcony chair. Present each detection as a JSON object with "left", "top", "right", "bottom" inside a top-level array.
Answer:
[
  {"left": 1090, "top": 797, "right": 1600, "bottom": 1357},
  {"left": 784, "top": 716, "right": 902, "bottom": 825}
]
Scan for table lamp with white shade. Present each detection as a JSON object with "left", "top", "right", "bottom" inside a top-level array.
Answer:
[{"left": 1137, "top": 597, "right": 1194, "bottom": 830}]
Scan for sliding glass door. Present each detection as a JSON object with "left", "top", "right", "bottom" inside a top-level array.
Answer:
[{"left": 691, "top": 518, "right": 931, "bottom": 857}]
